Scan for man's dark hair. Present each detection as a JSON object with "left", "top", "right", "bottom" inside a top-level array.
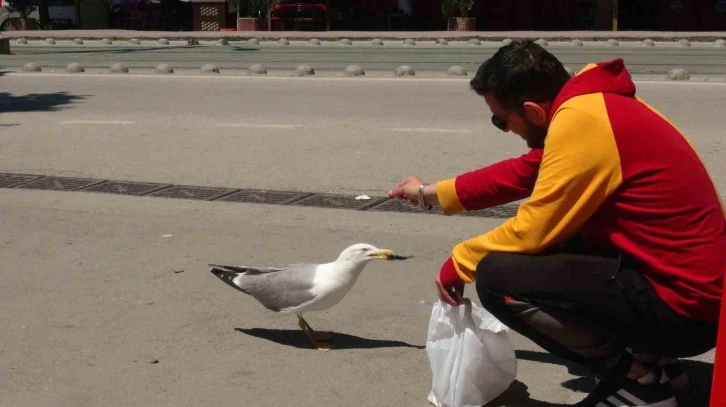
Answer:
[{"left": 470, "top": 40, "right": 571, "bottom": 111}]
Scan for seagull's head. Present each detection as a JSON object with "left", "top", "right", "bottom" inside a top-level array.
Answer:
[{"left": 337, "top": 243, "right": 411, "bottom": 264}]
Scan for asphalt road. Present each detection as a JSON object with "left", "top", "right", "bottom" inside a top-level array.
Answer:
[
  {"left": 0, "top": 74, "right": 724, "bottom": 196},
  {"left": 0, "top": 74, "right": 721, "bottom": 407},
  {"left": 3, "top": 40, "right": 726, "bottom": 74}
]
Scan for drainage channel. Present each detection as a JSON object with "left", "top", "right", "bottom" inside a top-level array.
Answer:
[{"left": 0, "top": 172, "right": 519, "bottom": 219}]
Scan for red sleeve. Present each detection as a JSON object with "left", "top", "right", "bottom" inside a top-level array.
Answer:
[{"left": 436, "top": 148, "right": 543, "bottom": 215}]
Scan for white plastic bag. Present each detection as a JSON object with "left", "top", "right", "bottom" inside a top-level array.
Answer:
[{"left": 426, "top": 299, "right": 518, "bottom": 407}]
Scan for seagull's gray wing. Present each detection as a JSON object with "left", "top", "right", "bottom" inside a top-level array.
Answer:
[
  {"left": 209, "top": 263, "right": 319, "bottom": 312},
  {"left": 208, "top": 263, "right": 285, "bottom": 275}
]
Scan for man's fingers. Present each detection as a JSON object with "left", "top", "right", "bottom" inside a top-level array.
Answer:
[
  {"left": 387, "top": 186, "right": 406, "bottom": 198},
  {"left": 435, "top": 279, "right": 460, "bottom": 306}
]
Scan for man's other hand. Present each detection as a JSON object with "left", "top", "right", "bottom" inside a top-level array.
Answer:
[{"left": 435, "top": 270, "right": 464, "bottom": 306}]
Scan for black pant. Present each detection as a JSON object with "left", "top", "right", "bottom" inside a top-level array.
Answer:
[{"left": 474, "top": 245, "right": 718, "bottom": 381}]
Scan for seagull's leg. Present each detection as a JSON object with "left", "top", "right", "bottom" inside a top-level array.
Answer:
[{"left": 297, "top": 315, "right": 332, "bottom": 351}]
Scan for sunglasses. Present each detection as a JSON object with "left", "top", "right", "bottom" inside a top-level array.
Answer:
[{"left": 491, "top": 115, "right": 509, "bottom": 132}]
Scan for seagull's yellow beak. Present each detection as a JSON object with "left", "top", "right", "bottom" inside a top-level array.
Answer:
[{"left": 370, "top": 249, "right": 412, "bottom": 260}]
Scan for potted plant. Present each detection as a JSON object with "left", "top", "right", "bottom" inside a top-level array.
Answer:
[
  {"left": 442, "top": 0, "right": 476, "bottom": 31},
  {"left": 4, "top": 0, "right": 39, "bottom": 31},
  {"left": 232, "top": 0, "right": 272, "bottom": 31}
]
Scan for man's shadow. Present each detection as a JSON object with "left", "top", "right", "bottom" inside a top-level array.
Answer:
[{"left": 234, "top": 327, "right": 425, "bottom": 350}]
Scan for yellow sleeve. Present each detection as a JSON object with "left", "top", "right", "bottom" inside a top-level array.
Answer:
[{"left": 449, "top": 94, "right": 624, "bottom": 283}]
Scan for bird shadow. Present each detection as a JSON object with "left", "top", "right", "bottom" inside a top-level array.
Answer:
[{"left": 234, "top": 327, "right": 425, "bottom": 350}]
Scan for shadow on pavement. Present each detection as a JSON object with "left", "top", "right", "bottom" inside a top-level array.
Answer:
[
  {"left": 515, "top": 349, "right": 713, "bottom": 406},
  {"left": 487, "top": 380, "right": 570, "bottom": 407},
  {"left": 516, "top": 349, "right": 590, "bottom": 377},
  {"left": 235, "top": 327, "right": 425, "bottom": 350},
  {"left": 0, "top": 91, "right": 87, "bottom": 113}
]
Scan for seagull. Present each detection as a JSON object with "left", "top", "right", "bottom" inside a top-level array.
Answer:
[{"left": 209, "top": 243, "right": 411, "bottom": 351}]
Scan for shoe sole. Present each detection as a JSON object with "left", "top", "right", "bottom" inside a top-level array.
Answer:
[{"left": 595, "top": 392, "right": 677, "bottom": 407}]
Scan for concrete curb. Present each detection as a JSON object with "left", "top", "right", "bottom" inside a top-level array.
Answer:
[{"left": 3, "top": 30, "right": 725, "bottom": 42}]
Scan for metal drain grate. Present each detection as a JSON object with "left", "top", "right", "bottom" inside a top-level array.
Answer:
[
  {"left": 0, "top": 171, "right": 530, "bottom": 218},
  {"left": 0, "top": 173, "right": 43, "bottom": 188},
  {"left": 291, "top": 193, "right": 389, "bottom": 211},
  {"left": 460, "top": 204, "right": 520, "bottom": 219},
  {"left": 78, "top": 181, "right": 173, "bottom": 196},
  {"left": 217, "top": 189, "right": 313, "bottom": 205},
  {"left": 147, "top": 185, "right": 240, "bottom": 201},
  {"left": 15, "top": 176, "right": 105, "bottom": 191},
  {"left": 366, "top": 198, "right": 445, "bottom": 215}
]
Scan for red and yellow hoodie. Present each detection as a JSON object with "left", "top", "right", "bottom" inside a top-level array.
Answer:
[{"left": 437, "top": 59, "right": 725, "bottom": 322}]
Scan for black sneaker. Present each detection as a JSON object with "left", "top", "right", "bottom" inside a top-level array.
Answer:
[
  {"left": 576, "top": 371, "right": 677, "bottom": 407},
  {"left": 658, "top": 358, "right": 690, "bottom": 392},
  {"left": 630, "top": 351, "right": 690, "bottom": 392}
]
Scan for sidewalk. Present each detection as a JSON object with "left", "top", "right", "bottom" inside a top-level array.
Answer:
[{"left": 2, "top": 29, "right": 725, "bottom": 42}]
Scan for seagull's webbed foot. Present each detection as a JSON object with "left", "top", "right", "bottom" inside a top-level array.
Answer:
[{"left": 297, "top": 315, "right": 333, "bottom": 352}]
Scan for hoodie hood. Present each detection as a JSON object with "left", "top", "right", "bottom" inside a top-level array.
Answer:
[{"left": 549, "top": 58, "right": 636, "bottom": 123}]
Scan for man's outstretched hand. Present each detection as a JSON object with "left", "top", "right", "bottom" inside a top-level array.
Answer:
[
  {"left": 388, "top": 175, "right": 440, "bottom": 208},
  {"left": 387, "top": 175, "right": 426, "bottom": 206}
]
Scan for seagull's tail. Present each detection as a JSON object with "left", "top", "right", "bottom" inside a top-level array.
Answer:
[{"left": 209, "top": 265, "right": 250, "bottom": 295}]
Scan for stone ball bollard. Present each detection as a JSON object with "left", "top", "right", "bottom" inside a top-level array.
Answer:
[
  {"left": 66, "top": 62, "right": 85, "bottom": 73},
  {"left": 101, "top": 38, "right": 113, "bottom": 45},
  {"left": 217, "top": 38, "right": 229, "bottom": 46},
  {"left": 714, "top": 39, "right": 726, "bottom": 47},
  {"left": 278, "top": 38, "right": 290, "bottom": 46},
  {"left": 436, "top": 39, "right": 448, "bottom": 46},
  {"left": 154, "top": 63, "right": 174, "bottom": 74},
  {"left": 130, "top": 38, "right": 141, "bottom": 45},
  {"left": 678, "top": 39, "right": 691, "bottom": 47},
  {"left": 16, "top": 38, "right": 28, "bottom": 45},
  {"left": 571, "top": 39, "right": 583, "bottom": 46},
  {"left": 73, "top": 38, "right": 84, "bottom": 45},
  {"left": 535, "top": 38, "right": 548, "bottom": 47},
  {"left": 447, "top": 65, "right": 467, "bottom": 76},
  {"left": 344, "top": 65, "right": 365, "bottom": 77},
  {"left": 501, "top": 38, "right": 513, "bottom": 46},
  {"left": 187, "top": 39, "right": 200, "bottom": 46},
  {"left": 308, "top": 39, "right": 321, "bottom": 46},
  {"left": 157, "top": 38, "right": 170, "bottom": 45},
  {"left": 643, "top": 39, "right": 655, "bottom": 47},
  {"left": 467, "top": 39, "right": 481, "bottom": 46},
  {"left": 248, "top": 38, "right": 260, "bottom": 46},
  {"left": 295, "top": 64, "right": 315, "bottom": 76},
  {"left": 248, "top": 64, "right": 267, "bottom": 75},
  {"left": 22, "top": 62, "right": 41, "bottom": 72},
  {"left": 339, "top": 38, "right": 352, "bottom": 46},
  {"left": 44, "top": 38, "right": 56, "bottom": 45},
  {"left": 201, "top": 64, "right": 220, "bottom": 74},
  {"left": 403, "top": 38, "right": 416, "bottom": 46},
  {"left": 110, "top": 63, "right": 129, "bottom": 74},
  {"left": 395, "top": 65, "right": 415, "bottom": 77},
  {"left": 667, "top": 68, "right": 689, "bottom": 81},
  {"left": 372, "top": 38, "right": 384, "bottom": 46},
  {"left": 606, "top": 39, "right": 619, "bottom": 46}
]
